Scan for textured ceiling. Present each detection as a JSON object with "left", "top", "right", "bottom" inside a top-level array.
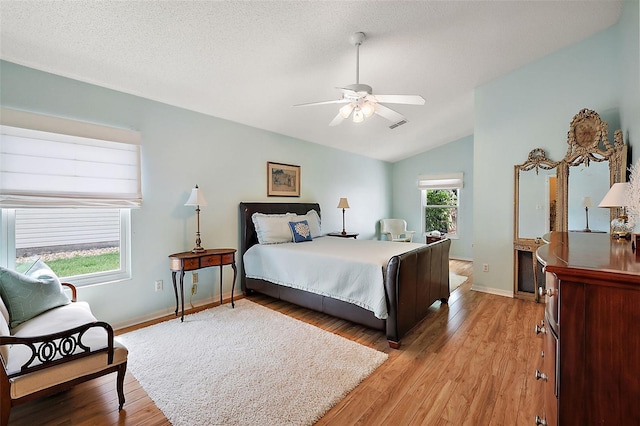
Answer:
[{"left": 0, "top": 1, "right": 622, "bottom": 162}]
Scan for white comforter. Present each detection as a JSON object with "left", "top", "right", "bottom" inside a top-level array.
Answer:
[{"left": 243, "top": 237, "right": 425, "bottom": 319}]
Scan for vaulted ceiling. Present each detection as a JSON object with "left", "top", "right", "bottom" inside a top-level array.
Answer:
[{"left": 0, "top": 1, "right": 622, "bottom": 162}]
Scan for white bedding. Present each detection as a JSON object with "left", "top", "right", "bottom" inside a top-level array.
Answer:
[{"left": 243, "top": 237, "right": 425, "bottom": 319}]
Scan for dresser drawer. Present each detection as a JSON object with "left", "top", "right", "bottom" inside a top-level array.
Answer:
[
  {"left": 542, "top": 317, "right": 558, "bottom": 426},
  {"left": 200, "top": 253, "right": 234, "bottom": 267},
  {"left": 201, "top": 254, "right": 221, "bottom": 267},
  {"left": 182, "top": 258, "right": 200, "bottom": 270},
  {"left": 544, "top": 271, "right": 559, "bottom": 330}
]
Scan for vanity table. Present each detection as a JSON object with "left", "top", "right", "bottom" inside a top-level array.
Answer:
[{"left": 535, "top": 232, "right": 640, "bottom": 425}]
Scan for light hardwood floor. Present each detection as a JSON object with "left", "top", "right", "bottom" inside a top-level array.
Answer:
[{"left": 8, "top": 260, "right": 545, "bottom": 425}]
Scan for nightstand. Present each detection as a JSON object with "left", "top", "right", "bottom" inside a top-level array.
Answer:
[
  {"left": 327, "top": 232, "right": 359, "bottom": 239},
  {"left": 426, "top": 235, "right": 445, "bottom": 244}
]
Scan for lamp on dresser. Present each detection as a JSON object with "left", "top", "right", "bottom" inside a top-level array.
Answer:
[
  {"left": 184, "top": 184, "right": 208, "bottom": 252},
  {"left": 598, "top": 182, "right": 633, "bottom": 239}
]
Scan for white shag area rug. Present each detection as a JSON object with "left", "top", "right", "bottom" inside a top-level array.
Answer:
[
  {"left": 118, "top": 299, "right": 388, "bottom": 426},
  {"left": 450, "top": 272, "right": 468, "bottom": 292}
]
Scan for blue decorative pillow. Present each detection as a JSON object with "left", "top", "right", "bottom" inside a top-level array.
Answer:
[
  {"left": 0, "top": 261, "right": 70, "bottom": 329},
  {"left": 288, "top": 220, "right": 313, "bottom": 243}
]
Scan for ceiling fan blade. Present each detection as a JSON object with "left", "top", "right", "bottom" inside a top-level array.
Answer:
[
  {"left": 374, "top": 103, "right": 406, "bottom": 123},
  {"left": 373, "top": 94, "right": 425, "bottom": 105},
  {"left": 329, "top": 112, "right": 345, "bottom": 127},
  {"left": 336, "top": 87, "right": 358, "bottom": 94},
  {"left": 294, "top": 99, "right": 349, "bottom": 107}
]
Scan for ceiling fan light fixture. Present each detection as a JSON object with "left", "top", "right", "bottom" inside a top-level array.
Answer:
[
  {"left": 295, "top": 31, "right": 424, "bottom": 127},
  {"left": 352, "top": 107, "right": 365, "bottom": 123},
  {"left": 339, "top": 103, "right": 355, "bottom": 118},
  {"left": 361, "top": 101, "right": 375, "bottom": 118}
]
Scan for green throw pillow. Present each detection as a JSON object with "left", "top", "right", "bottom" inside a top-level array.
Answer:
[{"left": 0, "top": 263, "right": 71, "bottom": 329}]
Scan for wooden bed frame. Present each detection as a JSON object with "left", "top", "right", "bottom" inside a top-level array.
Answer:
[{"left": 238, "top": 202, "right": 451, "bottom": 348}]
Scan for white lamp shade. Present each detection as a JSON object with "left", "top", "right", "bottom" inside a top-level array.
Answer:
[
  {"left": 361, "top": 101, "right": 375, "bottom": 118},
  {"left": 352, "top": 108, "right": 365, "bottom": 123},
  {"left": 184, "top": 185, "right": 208, "bottom": 206},
  {"left": 337, "top": 198, "right": 350, "bottom": 209},
  {"left": 582, "top": 197, "right": 593, "bottom": 208},
  {"left": 598, "top": 182, "right": 629, "bottom": 208},
  {"left": 339, "top": 103, "right": 354, "bottom": 119}
]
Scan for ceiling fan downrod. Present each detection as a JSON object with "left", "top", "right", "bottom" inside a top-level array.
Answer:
[{"left": 351, "top": 32, "right": 366, "bottom": 85}]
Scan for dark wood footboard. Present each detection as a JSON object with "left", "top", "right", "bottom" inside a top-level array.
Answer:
[
  {"left": 239, "top": 202, "right": 451, "bottom": 348},
  {"left": 384, "top": 238, "right": 451, "bottom": 348}
]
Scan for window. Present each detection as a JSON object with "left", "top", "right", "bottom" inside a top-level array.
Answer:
[
  {"left": 3, "top": 208, "right": 131, "bottom": 286},
  {"left": 0, "top": 108, "right": 140, "bottom": 286},
  {"left": 423, "top": 189, "right": 459, "bottom": 235},
  {"left": 418, "top": 173, "right": 463, "bottom": 237}
]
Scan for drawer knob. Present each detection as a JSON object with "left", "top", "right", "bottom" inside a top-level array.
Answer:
[
  {"left": 535, "top": 370, "right": 548, "bottom": 381},
  {"left": 535, "top": 415, "right": 548, "bottom": 425},
  {"left": 534, "top": 320, "right": 546, "bottom": 335},
  {"left": 538, "top": 287, "right": 554, "bottom": 297}
]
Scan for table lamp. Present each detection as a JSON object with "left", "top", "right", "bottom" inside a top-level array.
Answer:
[
  {"left": 337, "top": 198, "right": 350, "bottom": 235},
  {"left": 185, "top": 184, "right": 208, "bottom": 252},
  {"left": 598, "top": 182, "right": 632, "bottom": 239},
  {"left": 582, "top": 196, "right": 593, "bottom": 232}
]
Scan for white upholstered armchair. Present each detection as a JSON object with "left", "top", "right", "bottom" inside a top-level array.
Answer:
[{"left": 380, "top": 219, "right": 416, "bottom": 242}]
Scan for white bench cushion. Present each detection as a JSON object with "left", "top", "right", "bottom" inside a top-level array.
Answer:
[{"left": 5, "top": 302, "right": 108, "bottom": 375}]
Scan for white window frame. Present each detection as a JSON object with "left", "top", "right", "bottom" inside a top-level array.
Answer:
[
  {"left": 421, "top": 188, "right": 460, "bottom": 238},
  {"left": 418, "top": 173, "right": 463, "bottom": 239},
  {"left": 1, "top": 208, "right": 132, "bottom": 287}
]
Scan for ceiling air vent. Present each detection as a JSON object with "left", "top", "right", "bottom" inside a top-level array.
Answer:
[{"left": 389, "top": 120, "right": 407, "bottom": 130}]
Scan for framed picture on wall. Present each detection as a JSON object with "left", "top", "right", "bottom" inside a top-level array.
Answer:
[{"left": 267, "top": 162, "right": 300, "bottom": 197}]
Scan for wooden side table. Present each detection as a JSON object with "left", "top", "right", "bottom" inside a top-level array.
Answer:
[
  {"left": 168, "top": 248, "right": 237, "bottom": 322},
  {"left": 426, "top": 235, "right": 445, "bottom": 244},
  {"left": 327, "top": 232, "right": 359, "bottom": 239}
]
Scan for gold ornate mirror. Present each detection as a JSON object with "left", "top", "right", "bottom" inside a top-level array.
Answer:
[
  {"left": 514, "top": 108, "right": 628, "bottom": 301},
  {"left": 514, "top": 149, "right": 560, "bottom": 301},
  {"left": 557, "top": 109, "right": 628, "bottom": 232}
]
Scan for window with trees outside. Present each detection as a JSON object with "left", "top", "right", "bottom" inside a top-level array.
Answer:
[
  {"left": 418, "top": 173, "right": 463, "bottom": 237},
  {"left": 0, "top": 108, "right": 141, "bottom": 286},
  {"left": 424, "top": 189, "right": 459, "bottom": 235}
]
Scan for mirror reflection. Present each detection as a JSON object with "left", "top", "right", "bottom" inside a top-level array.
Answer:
[
  {"left": 518, "top": 169, "right": 557, "bottom": 239},
  {"left": 567, "top": 161, "right": 610, "bottom": 232}
]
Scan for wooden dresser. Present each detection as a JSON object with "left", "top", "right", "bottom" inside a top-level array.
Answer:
[{"left": 535, "top": 232, "right": 640, "bottom": 425}]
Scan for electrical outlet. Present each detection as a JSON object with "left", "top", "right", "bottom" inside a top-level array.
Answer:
[
  {"left": 482, "top": 264, "right": 489, "bottom": 272},
  {"left": 191, "top": 283, "right": 198, "bottom": 295},
  {"left": 192, "top": 272, "right": 199, "bottom": 284},
  {"left": 155, "top": 280, "right": 163, "bottom": 291}
]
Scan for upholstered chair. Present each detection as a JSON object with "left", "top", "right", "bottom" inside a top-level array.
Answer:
[{"left": 380, "top": 219, "right": 416, "bottom": 242}]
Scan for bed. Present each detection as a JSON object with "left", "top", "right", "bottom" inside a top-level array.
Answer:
[{"left": 239, "top": 202, "right": 451, "bottom": 348}]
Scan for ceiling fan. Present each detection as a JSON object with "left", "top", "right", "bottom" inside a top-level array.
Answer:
[{"left": 294, "top": 32, "right": 425, "bottom": 128}]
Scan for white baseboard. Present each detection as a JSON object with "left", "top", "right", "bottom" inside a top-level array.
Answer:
[
  {"left": 113, "top": 291, "right": 236, "bottom": 331},
  {"left": 450, "top": 256, "right": 473, "bottom": 262},
  {"left": 470, "top": 284, "right": 513, "bottom": 298}
]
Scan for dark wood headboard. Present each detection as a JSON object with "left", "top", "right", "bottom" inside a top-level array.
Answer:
[{"left": 238, "top": 202, "right": 321, "bottom": 257}]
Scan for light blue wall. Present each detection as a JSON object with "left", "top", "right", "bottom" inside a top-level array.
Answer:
[
  {"left": 473, "top": 14, "right": 637, "bottom": 296},
  {"left": 0, "top": 60, "right": 393, "bottom": 328},
  {"left": 620, "top": 0, "right": 640, "bottom": 165},
  {"left": 391, "top": 135, "right": 474, "bottom": 260}
]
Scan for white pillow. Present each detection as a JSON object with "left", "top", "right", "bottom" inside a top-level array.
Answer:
[
  {"left": 252, "top": 213, "right": 296, "bottom": 244},
  {"left": 294, "top": 210, "right": 321, "bottom": 238}
]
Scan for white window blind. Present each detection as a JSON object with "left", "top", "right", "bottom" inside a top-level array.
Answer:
[
  {"left": 418, "top": 173, "right": 464, "bottom": 190},
  {"left": 0, "top": 108, "right": 141, "bottom": 208}
]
